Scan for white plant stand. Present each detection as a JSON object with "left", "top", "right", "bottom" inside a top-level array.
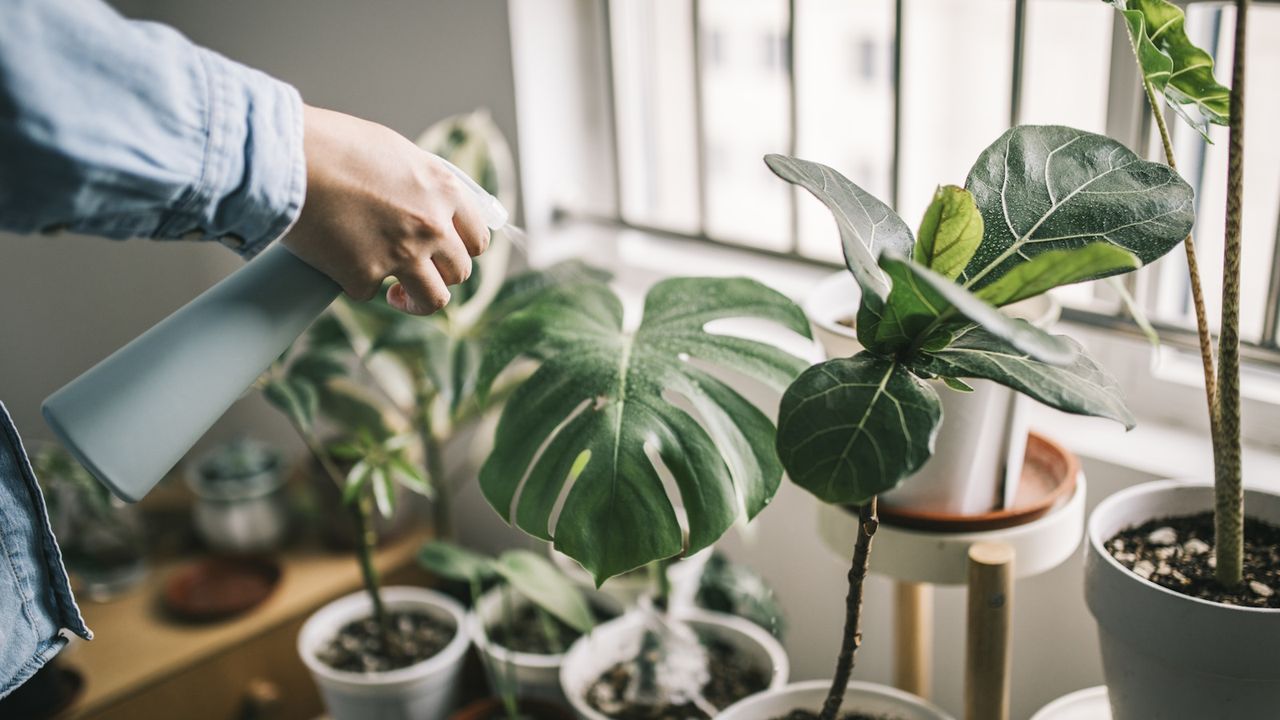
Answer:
[{"left": 817, "top": 471, "right": 1086, "bottom": 720}]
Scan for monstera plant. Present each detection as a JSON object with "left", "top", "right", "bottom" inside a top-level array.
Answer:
[
  {"left": 766, "top": 124, "right": 1193, "bottom": 718},
  {"left": 476, "top": 277, "right": 810, "bottom": 584}
]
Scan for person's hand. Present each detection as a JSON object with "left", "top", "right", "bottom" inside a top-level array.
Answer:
[{"left": 284, "top": 105, "right": 490, "bottom": 315}]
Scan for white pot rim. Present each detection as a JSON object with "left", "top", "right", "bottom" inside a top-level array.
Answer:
[
  {"left": 1088, "top": 478, "right": 1280, "bottom": 616},
  {"left": 467, "top": 587, "right": 569, "bottom": 669},
  {"left": 720, "top": 679, "right": 952, "bottom": 719},
  {"left": 298, "top": 585, "right": 471, "bottom": 687}
]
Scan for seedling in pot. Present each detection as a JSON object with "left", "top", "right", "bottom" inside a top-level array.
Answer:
[
  {"left": 418, "top": 541, "right": 596, "bottom": 720},
  {"left": 766, "top": 122, "right": 1193, "bottom": 718},
  {"left": 1102, "top": 0, "right": 1279, "bottom": 608}
]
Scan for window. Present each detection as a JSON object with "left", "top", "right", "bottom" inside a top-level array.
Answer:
[{"left": 602, "top": 0, "right": 1280, "bottom": 368}]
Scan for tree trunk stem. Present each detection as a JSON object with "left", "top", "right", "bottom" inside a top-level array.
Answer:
[{"left": 820, "top": 498, "right": 879, "bottom": 720}]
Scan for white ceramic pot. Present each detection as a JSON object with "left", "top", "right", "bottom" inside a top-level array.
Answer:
[
  {"left": 298, "top": 586, "right": 470, "bottom": 720},
  {"left": 805, "top": 271, "right": 1059, "bottom": 515},
  {"left": 1085, "top": 480, "right": 1280, "bottom": 719},
  {"left": 718, "top": 679, "right": 953, "bottom": 720},
  {"left": 469, "top": 587, "right": 576, "bottom": 702},
  {"left": 549, "top": 544, "right": 711, "bottom": 612},
  {"left": 559, "top": 608, "right": 789, "bottom": 720},
  {"left": 186, "top": 441, "right": 289, "bottom": 553}
]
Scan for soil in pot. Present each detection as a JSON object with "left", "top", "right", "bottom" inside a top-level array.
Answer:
[
  {"left": 770, "top": 712, "right": 902, "bottom": 720},
  {"left": 585, "top": 635, "right": 769, "bottom": 719},
  {"left": 315, "top": 609, "right": 457, "bottom": 672},
  {"left": 488, "top": 601, "right": 619, "bottom": 654},
  {"left": 452, "top": 697, "right": 577, "bottom": 720},
  {"left": 1106, "top": 511, "right": 1280, "bottom": 608}
]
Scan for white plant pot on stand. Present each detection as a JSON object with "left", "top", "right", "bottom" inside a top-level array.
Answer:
[
  {"left": 805, "top": 271, "right": 1060, "bottom": 515},
  {"left": 559, "top": 607, "right": 789, "bottom": 720},
  {"left": 718, "top": 680, "right": 953, "bottom": 720},
  {"left": 297, "top": 586, "right": 470, "bottom": 720},
  {"left": 1084, "top": 480, "right": 1280, "bottom": 719}
]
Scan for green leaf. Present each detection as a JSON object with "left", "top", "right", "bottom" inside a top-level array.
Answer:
[
  {"left": 342, "top": 460, "right": 372, "bottom": 505},
  {"left": 857, "top": 252, "right": 1074, "bottom": 364},
  {"left": 317, "top": 379, "right": 396, "bottom": 441},
  {"left": 389, "top": 455, "right": 433, "bottom": 498},
  {"left": 288, "top": 349, "right": 349, "bottom": 386},
  {"left": 478, "top": 276, "right": 810, "bottom": 584},
  {"left": 942, "top": 376, "right": 975, "bottom": 393},
  {"left": 962, "top": 126, "right": 1193, "bottom": 290},
  {"left": 974, "top": 245, "right": 1141, "bottom": 307},
  {"left": 417, "top": 540, "right": 498, "bottom": 584},
  {"left": 263, "top": 377, "right": 318, "bottom": 432},
  {"left": 371, "top": 466, "right": 395, "bottom": 517},
  {"left": 913, "top": 185, "right": 983, "bottom": 280},
  {"left": 1107, "top": 277, "right": 1160, "bottom": 346},
  {"left": 764, "top": 154, "right": 914, "bottom": 300},
  {"left": 495, "top": 550, "right": 595, "bottom": 634},
  {"left": 477, "top": 261, "right": 613, "bottom": 333},
  {"left": 776, "top": 353, "right": 941, "bottom": 505},
  {"left": 307, "top": 314, "right": 353, "bottom": 353},
  {"left": 1105, "top": 0, "right": 1230, "bottom": 138},
  {"left": 915, "top": 325, "right": 1136, "bottom": 429}
]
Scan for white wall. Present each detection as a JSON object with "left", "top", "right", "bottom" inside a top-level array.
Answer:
[{"left": 0, "top": 0, "right": 519, "bottom": 457}]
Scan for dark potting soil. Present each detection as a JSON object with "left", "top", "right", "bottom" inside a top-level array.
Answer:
[
  {"left": 316, "top": 610, "right": 455, "bottom": 673},
  {"left": 1106, "top": 510, "right": 1280, "bottom": 609},
  {"left": 488, "top": 602, "right": 618, "bottom": 655},
  {"left": 585, "top": 636, "right": 769, "bottom": 719},
  {"left": 770, "top": 712, "right": 902, "bottom": 720}
]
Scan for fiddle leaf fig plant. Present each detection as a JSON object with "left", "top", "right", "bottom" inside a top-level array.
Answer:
[
  {"left": 767, "top": 124, "right": 1194, "bottom": 720},
  {"left": 477, "top": 276, "right": 811, "bottom": 584}
]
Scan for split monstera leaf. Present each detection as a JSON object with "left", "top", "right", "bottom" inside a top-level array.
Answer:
[{"left": 768, "top": 125, "right": 1194, "bottom": 505}]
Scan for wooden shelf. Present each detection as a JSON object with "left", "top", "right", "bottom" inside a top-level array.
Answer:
[{"left": 59, "top": 529, "right": 431, "bottom": 720}]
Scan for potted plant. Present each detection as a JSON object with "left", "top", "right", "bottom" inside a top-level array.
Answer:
[
  {"left": 744, "top": 119, "right": 1194, "bottom": 719},
  {"left": 186, "top": 437, "right": 290, "bottom": 553},
  {"left": 1082, "top": 3, "right": 1280, "bottom": 717},
  {"left": 474, "top": 275, "right": 809, "bottom": 716},
  {"left": 33, "top": 444, "right": 147, "bottom": 600},
  {"left": 419, "top": 541, "right": 604, "bottom": 719}
]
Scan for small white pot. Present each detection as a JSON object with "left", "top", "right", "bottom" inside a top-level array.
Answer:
[
  {"left": 186, "top": 442, "right": 289, "bottom": 553},
  {"left": 549, "top": 544, "right": 712, "bottom": 612},
  {"left": 1085, "top": 480, "right": 1280, "bottom": 719},
  {"left": 805, "top": 271, "right": 1059, "bottom": 515},
  {"left": 469, "top": 587, "right": 576, "bottom": 702},
  {"left": 298, "top": 586, "right": 470, "bottom": 720},
  {"left": 560, "top": 608, "right": 789, "bottom": 720},
  {"left": 718, "top": 679, "right": 953, "bottom": 720}
]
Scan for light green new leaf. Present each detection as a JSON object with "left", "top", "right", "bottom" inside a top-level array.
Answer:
[
  {"left": 776, "top": 353, "right": 941, "bottom": 505},
  {"left": 857, "top": 252, "right": 1074, "bottom": 364},
  {"left": 418, "top": 540, "right": 499, "bottom": 585},
  {"left": 914, "top": 185, "right": 983, "bottom": 280},
  {"left": 974, "top": 245, "right": 1140, "bottom": 307},
  {"left": 915, "top": 325, "right": 1136, "bottom": 429},
  {"left": 477, "top": 276, "right": 810, "bottom": 584},
  {"left": 765, "top": 154, "right": 914, "bottom": 300},
  {"left": 495, "top": 550, "right": 595, "bottom": 634},
  {"left": 963, "top": 126, "right": 1193, "bottom": 290},
  {"left": 1105, "top": 0, "right": 1230, "bottom": 139}
]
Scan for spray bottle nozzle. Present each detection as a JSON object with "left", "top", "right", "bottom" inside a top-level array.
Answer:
[{"left": 434, "top": 155, "right": 509, "bottom": 231}]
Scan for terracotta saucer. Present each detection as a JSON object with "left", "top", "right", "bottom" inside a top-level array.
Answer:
[
  {"left": 163, "top": 555, "right": 282, "bottom": 622},
  {"left": 878, "top": 432, "right": 1080, "bottom": 532}
]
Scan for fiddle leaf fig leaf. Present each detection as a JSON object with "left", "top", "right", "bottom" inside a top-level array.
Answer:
[
  {"left": 857, "top": 252, "right": 1074, "bottom": 364},
  {"left": 495, "top": 550, "right": 595, "bottom": 634},
  {"left": 765, "top": 154, "right": 913, "bottom": 300},
  {"left": 915, "top": 325, "right": 1136, "bottom": 429},
  {"left": 962, "top": 126, "right": 1193, "bottom": 290},
  {"left": 477, "top": 275, "right": 810, "bottom": 585},
  {"left": 914, "top": 185, "right": 983, "bottom": 280},
  {"left": 1105, "top": 0, "right": 1230, "bottom": 139},
  {"left": 974, "top": 245, "right": 1141, "bottom": 308},
  {"left": 776, "top": 353, "right": 941, "bottom": 505}
]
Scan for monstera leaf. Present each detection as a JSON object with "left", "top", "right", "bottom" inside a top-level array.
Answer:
[
  {"left": 962, "top": 126, "right": 1194, "bottom": 290},
  {"left": 775, "top": 353, "right": 941, "bottom": 504},
  {"left": 1105, "top": 0, "right": 1230, "bottom": 139},
  {"left": 765, "top": 154, "right": 913, "bottom": 300},
  {"left": 476, "top": 275, "right": 811, "bottom": 584}
]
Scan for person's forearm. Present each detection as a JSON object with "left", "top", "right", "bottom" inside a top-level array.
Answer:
[{"left": 0, "top": 0, "right": 304, "bottom": 256}]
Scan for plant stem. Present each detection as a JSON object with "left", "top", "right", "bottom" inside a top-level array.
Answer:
[
  {"left": 649, "top": 559, "right": 673, "bottom": 612},
  {"left": 1142, "top": 80, "right": 1221, "bottom": 449},
  {"left": 351, "top": 491, "right": 392, "bottom": 652},
  {"left": 415, "top": 381, "right": 454, "bottom": 540},
  {"left": 820, "top": 498, "right": 879, "bottom": 720},
  {"left": 500, "top": 584, "right": 521, "bottom": 720},
  {"left": 1215, "top": 0, "right": 1249, "bottom": 588}
]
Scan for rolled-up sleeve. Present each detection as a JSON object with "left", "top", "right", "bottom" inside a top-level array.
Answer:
[{"left": 0, "top": 0, "right": 306, "bottom": 257}]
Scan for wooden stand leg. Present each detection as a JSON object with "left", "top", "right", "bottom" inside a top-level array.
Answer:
[
  {"left": 965, "top": 542, "right": 1014, "bottom": 720},
  {"left": 893, "top": 580, "right": 932, "bottom": 699}
]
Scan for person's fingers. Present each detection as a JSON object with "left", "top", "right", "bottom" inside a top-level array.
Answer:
[
  {"left": 452, "top": 192, "right": 491, "bottom": 257},
  {"left": 431, "top": 229, "right": 474, "bottom": 286},
  {"left": 388, "top": 261, "right": 451, "bottom": 316}
]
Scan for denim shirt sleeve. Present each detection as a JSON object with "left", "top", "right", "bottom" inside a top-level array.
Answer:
[{"left": 0, "top": 0, "right": 307, "bottom": 258}]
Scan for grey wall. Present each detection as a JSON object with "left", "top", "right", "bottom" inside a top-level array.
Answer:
[{"left": 0, "top": 0, "right": 519, "bottom": 455}]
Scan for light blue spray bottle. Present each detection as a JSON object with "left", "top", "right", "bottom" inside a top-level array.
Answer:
[{"left": 42, "top": 157, "right": 509, "bottom": 502}]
